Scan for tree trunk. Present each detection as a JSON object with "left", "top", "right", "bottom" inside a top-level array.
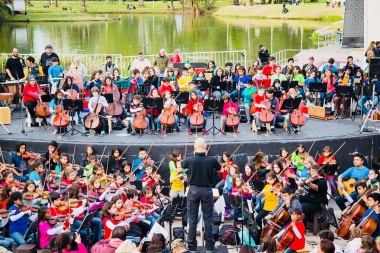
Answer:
[
  {"left": 80, "top": 0, "right": 87, "bottom": 12},
  {"left": 119, "top": 0, "right": 122, "bottom": 5},
  {"left": 138, "top": 0, "right": 144, "bottom": 6},
  {"left": 170, "top": 0, "right": 174, "bottom": 10},
  {"left": 55, "top": 0, "right": 58, "bottom": 7}
]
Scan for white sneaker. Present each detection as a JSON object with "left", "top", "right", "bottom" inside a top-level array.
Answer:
[{"left": 52, "top": 130, "right": 58, "bottom": 135}]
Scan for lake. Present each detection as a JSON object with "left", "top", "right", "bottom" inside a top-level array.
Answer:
[{"left": 0, "top": 14, "right": 328, "bottom": 60}]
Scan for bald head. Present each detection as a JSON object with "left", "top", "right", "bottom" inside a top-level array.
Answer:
[{"left": 194, "top": 137, "right": 207, "bottom": 153}]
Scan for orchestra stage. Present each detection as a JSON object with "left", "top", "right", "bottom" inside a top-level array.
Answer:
[{"left": 0, "top": 109, "right": 379, "bottom": 178}]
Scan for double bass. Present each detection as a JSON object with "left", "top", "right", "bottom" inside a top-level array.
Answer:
[
  {"left": 84, "top": 99, "right": 103, "bottom": 130},
  {"left": 105, "top": 85, "right": 123, "bottom": 117},
  {"left": 35, "top": 84, "right": 52, "bottom": 118},
  {"left": 53, "top": 100, "right": 70, "bottom": 128}
]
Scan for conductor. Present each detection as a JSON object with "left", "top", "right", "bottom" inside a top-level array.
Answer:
[{"left": 181, "top": 137, "right": 221, "bottom": 253}]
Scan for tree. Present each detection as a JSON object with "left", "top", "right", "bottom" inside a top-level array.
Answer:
[
  {"left": 0, "top": 0, "right": 13, "bottom": 18},
  {"left": 80, "top": 0, "right": 87, "bottom": 12}
]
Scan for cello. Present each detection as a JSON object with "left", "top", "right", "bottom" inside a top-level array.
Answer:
[
  {"left": 335, "top": 190, "right": 369, "bottom": 239},
  {"left": 258, "top": 98, "right": 274, "bottom": 124},
  {"left": 66, "top": 82, "right": 78, "bottom": 100},
  {"left": 84, "top": 97, "right": 103, "bottom": 130},
  {"left": 189, "top": 97, "right": 204, "bottom": 127},
  {"left": 133, "top": 104, "right": 148, "bottom": 131},
  {"left": 276, "top": 213, "right": 304, "bottom": 251},
  {"left": 35, "top": 83, "right": 52, "bottom": 118},
  {"left": 355, "top": 204, "right": 379, "bottom": 236},
  {"left": 225, "top": 102, "right": 239, "bottom": 128},
  {"left": 105, "top": 84, "right": 123, "bottom": 117},
  {"left": 290, "top": 109, "right": 306, "bottom": 127},
  {"left": 52, "top": 99, "right": 70, "bottom": 129},
  {"left": 160, "top": 94, "right": 179, "bottom": 127}
]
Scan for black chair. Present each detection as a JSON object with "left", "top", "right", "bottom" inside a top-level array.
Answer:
[
  {"left": 16, "top": 219, "right": 38, "bottom": 253},
  {"left": 76, "top": 210, "right": 98, "bottom": 251},
  {"left": 25, "top": 219, "right": 38, "bottom": 244}
]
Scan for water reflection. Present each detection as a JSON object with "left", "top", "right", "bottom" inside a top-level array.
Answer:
[{"left": 0, "top": 14, "right": 325, "bottom": 59}]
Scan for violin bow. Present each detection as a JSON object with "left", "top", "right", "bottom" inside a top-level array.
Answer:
[
  {"left": 120, "top": 143, "right": 132, "bottom": 159},
  {"left": 207, "top": 139, "right": 214, "bottom": 154},
  {"left": 0, "top": 146, "right": 6, "bottom": 165},
  {"left": 72, "top": 145, "right": 77, "bottom": 164},
  {"left": 183, "top": 134, "right": 189, "bottom": 159},
  {"left": 307, "top": 141, "right": 315, "bottom": 155},
  {"left": 147, "top": 140, "right": 155, "bottom": 156},
  {"left": 320, "top": 141, "right": 346, "bottom": 170},
  {"left": 153, "top": 156, "right": 166, "bottom": 174},
  {"left": 106, "top": 151, "right": 110, "bottom": 175},
  {"left": 99, "top": 145, "right": 108, "bottom": 164}
]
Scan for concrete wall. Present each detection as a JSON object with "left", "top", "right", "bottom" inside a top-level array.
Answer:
[
  {"left": 364, "top": 0, "right": 380, "bottom": 48},
  {"left": 342, "top": 0, "right": 364, "bottom": 48}
]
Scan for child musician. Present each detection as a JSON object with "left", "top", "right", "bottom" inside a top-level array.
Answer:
[
  {"left": 129, "top": 94, "right": 151, "bottom": 135},
  {"left": 83, "top": 87, "right": 109, "bottom": 136},
  {"left": 264, "top": 187, "right": 302, "bottom": 222},
  {"left": 273, "top": 208, "right": 306, "bottom": 253},
  {"left": 146, "top": 89, "right": 161, "bottom": 132},
  {"left": 7, "top": 192, "right": 32, "bottom": 245},
  {"left": 142, "top": 165, "right": 156, "bottom": 188},
  {"left": 100, "top": 201, "right": 132, "bottom": 239},
  {"left": 49, "top": 90, "right": 66, "bottom": 135},
  {"left": 252, "top": 85, "right": 267, "bottom": 135},
  {"left": 317, "top": 146, "right": 338, "bottom": 197},
  {"left": 185, "top": 91, "right": 208, "bottom": 135},
  {"left": 169, "top": 163, "right": 187, "bottom": 201},
  {"left": 228, "top": 174, "right": 253, "bottom": 223},
  {"left": 220, "top": 94, "right": 239, "bottom": 134},
  {"left": 101, "top": 76, "right": 127, "bottom": 121},
  {"left": 140, "top": 186, "right": 160, "bottom": 229},
  {"left": 157, "top": 90, "right": 180, "bottom": 134}
]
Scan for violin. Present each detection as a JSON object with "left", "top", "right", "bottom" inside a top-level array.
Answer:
[
  {"left": 152, "top": 172, "right": 165, "bottom": 184},
  {"left": 49, "top": 214, "right": 69, "bottom": 225},
  {"left": 53, "top": 100, "right": 70, "bottom": 128},
  {"left": 22, "top": 192, "right": 35, "bottom": 201},
  {"left": 0, "top": 209, "right": 10, "bottom": 218},
  {"left": 50, "top": 150, "right": 60, "bottom": 163},
  {"left": 143, "top": 156, "right": 154, "bottom": 166},
  {"left": 19, "top": 204, "right": 39, "bottom": 213},
  {"left": 290, "top": 109, "right": 306, "bottom": 127},
  {"left": 225, "top": 103, "right": 239, "bottom": 127},
  {"left": 189, "top": 101, "right": 204, "bottom": 127},
  {"left": 22, "top": 151, "right": 43, "bottom": 160},
  {"left": 84, "top": 102, "right": 104, "bottom": 130},
  {"left": 298, "top": 151, "right": 309, "bottom": 159},
  {"left": 133, "top": 104, "right": 148, "bottom": 130},
  {"left": 249, "top": 92, "right": 257, "bottom": 116},
  {"left": 269, "top": 182, "right": 282, "bottom": 195},
  {"left": 8, "top": 180, "right": 25, "bottom": 190},
  {"left": 59, "top": 199, "right": 83, "bottom": 212},
  {"left": 113, "top": 208, "right": 138, "bottom": 221}
]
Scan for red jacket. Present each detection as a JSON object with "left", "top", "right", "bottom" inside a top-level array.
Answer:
[
  {"left": 23, "top": 84, "right": 42, "bottom": 103},
  {"left": 158, "top": 84, "right": 173, "bottom": 97},
  {"left": 262, "top": 64, "right": 277, "bottom": 77},
  {"left": 186, "top": 98, "right": 204, "bottom": 114},
  {"left": 287, "top": 221, "right": 306, "bottom": 250}
]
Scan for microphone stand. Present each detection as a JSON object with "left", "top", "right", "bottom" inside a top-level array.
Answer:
[
  {"left": 359, "top": 76, "right": 379, "bottom": 133},
  {"left": 15, "top": 71, "right": 32, "bottom": 136}
]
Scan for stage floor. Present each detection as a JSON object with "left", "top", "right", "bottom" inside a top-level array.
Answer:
[{"left": 1, "top": 111, "right": 379, "bottom": 146}]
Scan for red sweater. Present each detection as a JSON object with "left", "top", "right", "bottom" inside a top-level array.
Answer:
[
  {"left": 186, "top": 98, "right": 204, "bottom": 114},
  {"left": 287, "top": 221, "right": 306, "bottom": 250},
  {"left": 23, "top": 84, "right": 42, "bottom": 103},
  {"left": 254, "top": 94, "right": 267, "bottom": 113},
  {"left": 262, "top": 64, "right": 277, "bottom": 77},
  {"left": 102, "top": 217, "right": 118, "bottom": 239},
  {"left": 158, "top": 85, "right": 173, "bottom": 97},
  {"left": 222, "top": 102, "right": 239, "bottom": 116}
]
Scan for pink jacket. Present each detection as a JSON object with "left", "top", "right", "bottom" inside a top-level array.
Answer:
[
  {"left": 53, "top": 242, "right": 86, "bottom": 253},
  {"left": 91, "top": 238, "right": 124, "bottom": 253}
]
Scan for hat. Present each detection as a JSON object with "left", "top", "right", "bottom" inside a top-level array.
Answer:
[
  {"left": 26, "top": 75, "right": 35, "bottom": 82},
  {"left": 45, "top": 44, "right": 53, "bottom": 49},
  {"left": 171, "top": 239, "right": 185, "bottom": 249}
]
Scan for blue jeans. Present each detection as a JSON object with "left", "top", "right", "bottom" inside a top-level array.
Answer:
[
  {"left": 186, "top": 114, "right": 207, "bottom": 129},
  {"left": 72, "top": 220, "right": 92, "bottom": 246},
  {"left": 297, "top": 87, "right": 306, "bottom": 101},
  {"left": 243, "top": 103, "right": 252, "bottom": 122},
  {"left": 358, "top": 96, "right": 379, "bottom": 115},
  {"left": 230, "top": 88, "right": 245, "bottom": 102},
  {"left": 212, "top": 90, "right": 228, "bottom": 99},
  {"left": 157, "top": 113, "right": 179, "bottom": 131},
  {"left": 320, "top": 92, "right": 334, "bottom": 106},
  {"left": 187, "top": 185, "right": 215, "bottom": 251},
  {"left": 0, "top": 235, "right": 14, "bottom": 249},
  {"left": 10, "top": 231, "right": 33, "bottom": 245},
  {"left": 335, "top": 191, "right": 358, "bottom": 211},
  {"left": 285, "top": 248, "right": 296, "bottom": 253},
  {"left": 91, "top": 217, "right": 103, "bottom": 243},
  {"left": 145, "top": 213, "right": 160, "bottom": 229},
  {"left": 14, "top": 174, "right": 28, "bottom": 182},
  {"left": 230, "top": 208, "right": 248, "bottom": 223}
]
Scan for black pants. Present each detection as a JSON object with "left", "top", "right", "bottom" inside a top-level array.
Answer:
[
  {"left": 301, "top": 202, "right": 321, "bottom": 228},
  {"left": 187, "top": 186, "right": 214, "bottom": 251},
  {"left": 256, "top": 209, "right": 270, "bottom": 230},
  {"left": 24, "top": 100, "right": 37, "bottom": 118}
]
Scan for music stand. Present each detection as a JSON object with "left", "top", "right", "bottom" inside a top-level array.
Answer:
[
  {"left": 175, "top": 92, "right": 189, "bottom": 126},
  {"left": 309, "top": 82, "right": 326, "bottom": 106},
  {"left": 204, "top": 98, "right": 224, "bottom": 136},
  {"left": 273, "top": 91, "right": 282, "bottom": 100},
  {"left": 227, "top": 194, "right": 246, "bottom": 250},
  {"left": 104, "top": 94, "right": 114, "bottom": 104},
  {"left": 281, "top": 81, "right": 290, "bottom": 92},
  {"left": 157, "top": 204, "right": 178, "bottom": 250},
  {"left": 61, "top": 99, "right": 85, "bottom": 139},
  {"left": 136, "top": 84, "right": 150, "bottom": 96},
  {"left": 276, "top": 97, "right": 301, "bottom": 135},
  {"left": 289, "top": 81, "right": 298, "bottom": 89},
  {"left": 142, "top": 97, "right": 163, "bottom": 138},
  {"left": 335, "top": 86, "right": 354, "bottom": 122},
  {"left": 360, "top": 78, "right": 380, "bottom": 133}
]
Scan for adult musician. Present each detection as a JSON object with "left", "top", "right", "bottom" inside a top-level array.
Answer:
[
  {"left": 220, "top": 94, "right": 239, "bottom": 134},
  {"left": 343, "top": 56, "right": 361, "bottom": 77},
  {"left": 39, "top": 44, "right": 60, "bottom": 76},
  {"left": 230, "top": 66, "right": 251, "bottom": 102},
  {"left": 181, "top": 137, "right": 221, "bottom": 253},
  {"left": 209, "top": 68, "right": 228, "bottom": 99},
  {"left": 299, "top": 165, "right": 328, "bottom": 229},
  {"left": 22, "top": 75, "right": 46, "bottom": 127},
  {"left": 61, "top": 76, "right": 82, "bottom": 125},
  {"left": 5, "top": 48, "right": 25, "bottom": 80},
  {"left": 157, "top": 90, "right": 179, "bottom": 134},
  {"left": 335, "top": 153, "right": 370, "bottom": 211},
  {"left": 103, "top": 55, "right": 117, "bottom": 77},
  {"left": 83, "top": 87, "right": 108, "bottom": 136},
  {"left": 67, "top": 57, "right": 88, "bottom": 81}
]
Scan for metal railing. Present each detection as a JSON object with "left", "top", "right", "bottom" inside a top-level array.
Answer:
[
  {"left": 317, "top": 32, "right": 343, "bottom": 48},
  {"left": 1, "top": 50, "right": 246, "bottom": 77},
  {"left": 270, "top": 49, "right": 302, "bottom": 67}
]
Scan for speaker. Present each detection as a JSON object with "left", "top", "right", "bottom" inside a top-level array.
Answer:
[
  {"left": 369, "top": 57, "right": 380, "bottom": 79},
  {"left": 0, "top": 107, "right": 11, "bottom": 124}
]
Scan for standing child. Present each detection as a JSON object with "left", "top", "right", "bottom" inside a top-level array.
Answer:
[{"left": 169, "top": 164, "right": 186, "bottom": 201}]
